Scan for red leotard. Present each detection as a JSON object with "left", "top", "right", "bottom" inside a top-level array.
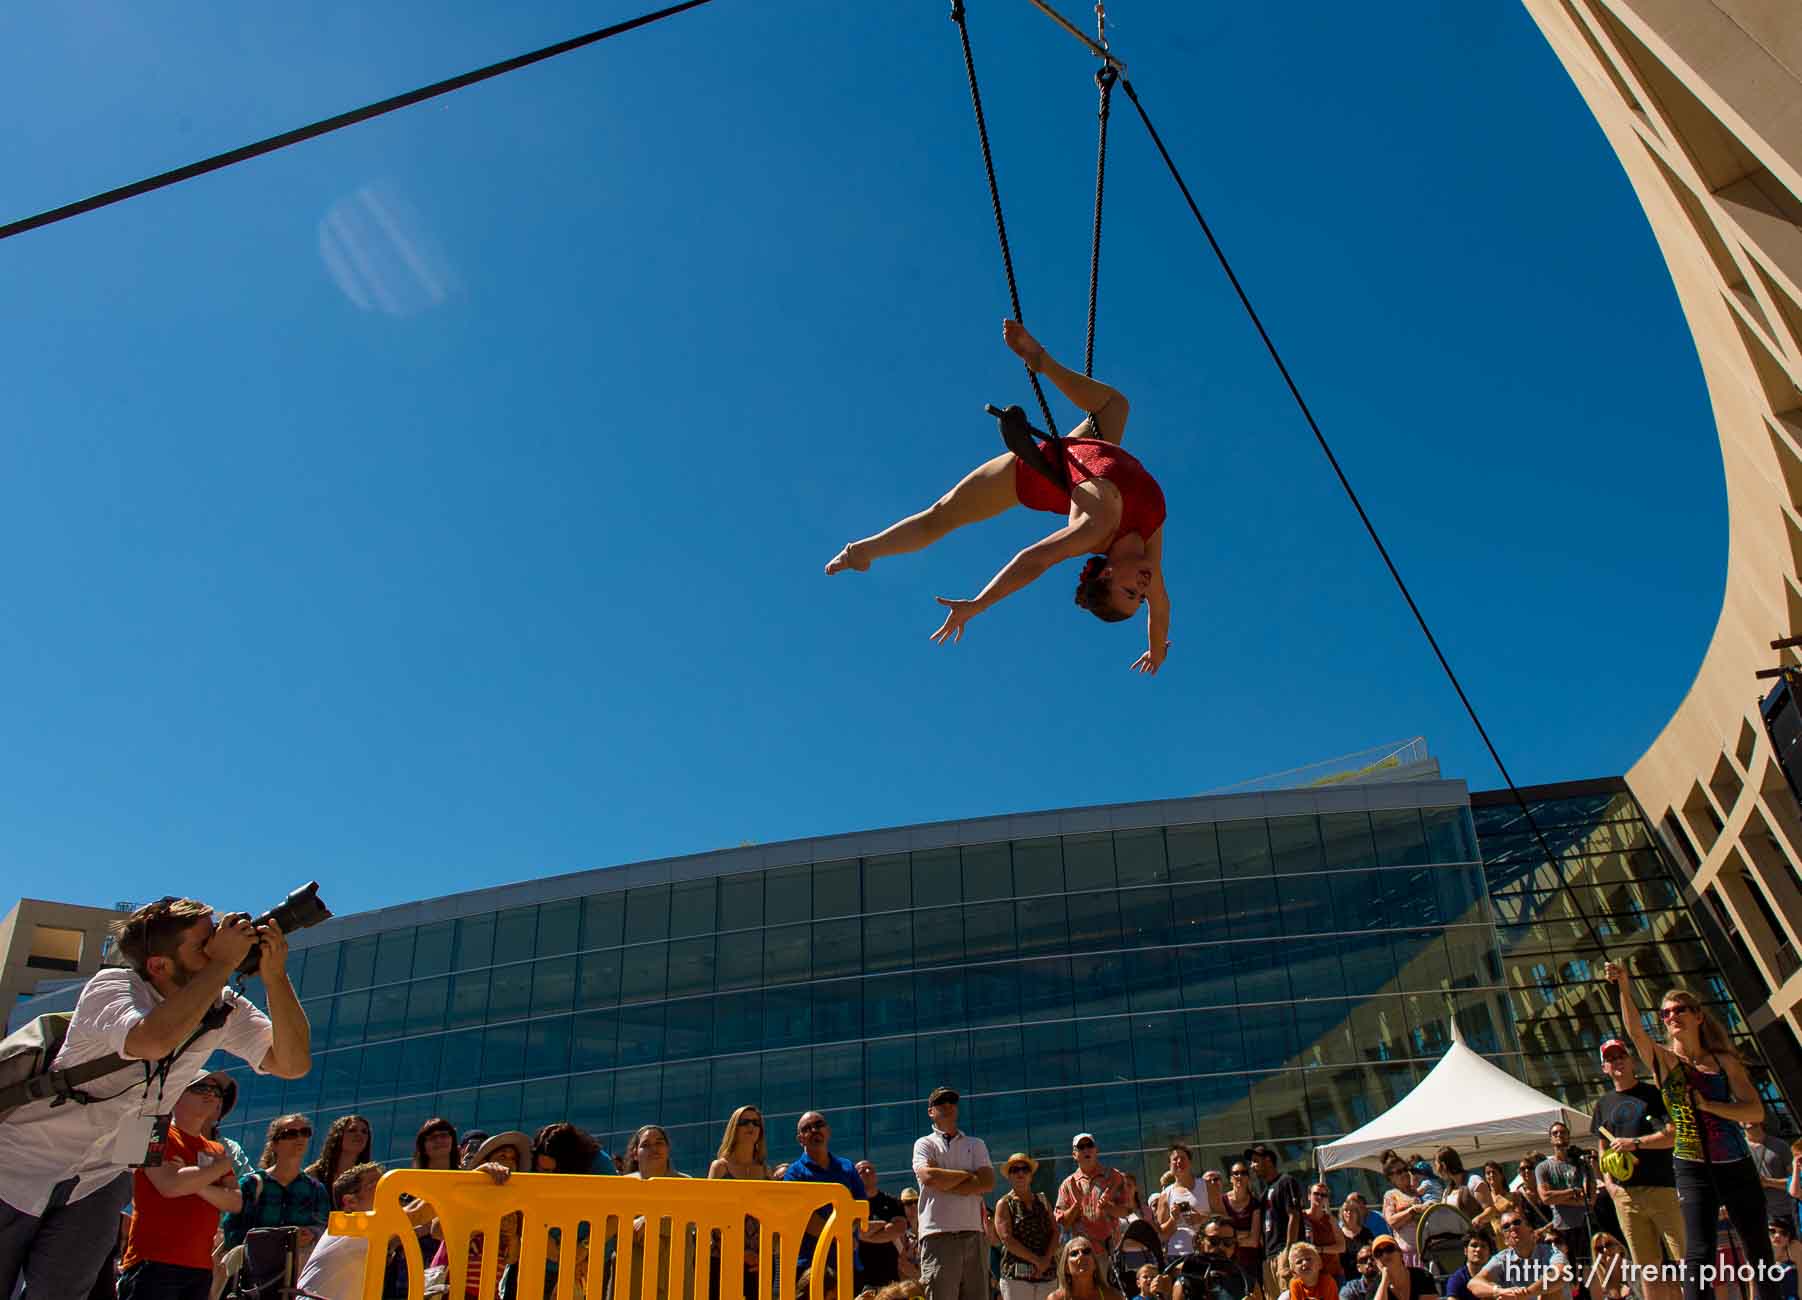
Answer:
[{"left": 1012, "top": 438, "right": 1166, "bottom": 551}]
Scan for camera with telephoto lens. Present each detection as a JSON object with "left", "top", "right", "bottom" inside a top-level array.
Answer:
[{"left": 235, "top": 882, "right": 332, "bottom": 976}]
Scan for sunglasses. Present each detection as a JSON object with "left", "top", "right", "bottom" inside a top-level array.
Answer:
[
  {"left": 1230, "top": 1169, "right": 1248, "bottom": 1177},
  {"left": 1310, "top": 1191, "right": 1329, "bottom": 1199},
  {"left": 275, "top": 1128, "right": 313, "bottom": 1141},
  {"left": 189, "top": 1083, "right": 227, "bottom": 1099},
  {"left": 799, "top": 1120, "right": 826, "bottom": 1133},
  {"left": 1203, "top": 1173, "right": 1222, "bottom": 1180},
  {"left": 739, "top": 1117, "right": 763, "bottom": 1128},
  {"left": 1075, "top": 1141, "right": 1096, "bottom": 1151},
  {"left": 1659, "top": 1006, "right": 1692, "bottom": 1020},
  {"left": 1500, "top": 1221, "right": 1526, "bottom": 1231},
  {"left": 1068, "top": 1248, "right": 1094, "bottom": 1259},
  {"left": 1008, "top": 1166, "right": 1032, "bottom": 1175},
  {"left": 1374, "top": 1245, "right": 1399, "bottom": 1257},
  {"left": 1205, "top": 1235, "right": 1235, "bottom": 1246}
]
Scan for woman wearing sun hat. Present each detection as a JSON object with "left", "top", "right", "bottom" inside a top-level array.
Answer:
[{"left": 996, "top": 1154, "right": 1058, "bottom": 1300}]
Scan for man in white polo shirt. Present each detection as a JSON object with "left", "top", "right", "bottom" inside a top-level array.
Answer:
[{"left": 912, "top": 1086, "right": 996, "bottom": 1300}]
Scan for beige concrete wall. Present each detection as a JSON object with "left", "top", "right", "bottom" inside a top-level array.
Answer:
[
  {"left": 1518, "top": 1, "right": 1802, "bottom": 1045},
  {"left": 0, "top": 898, "right": 130, "bottom": 1021}
]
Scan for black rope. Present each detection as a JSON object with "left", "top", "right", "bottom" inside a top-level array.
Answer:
[
  {"left": 1116, "top": 75, "right": 1611, "bottom": 964},
  {"left": 0, "top": 0, "right": 719, "bottom": 244},
  {"left": 948, "top": 0, "right": 1059, "bottom": 439},
  {"left": 1084, "top": 66, "right": 1117, "bottom": 379}
]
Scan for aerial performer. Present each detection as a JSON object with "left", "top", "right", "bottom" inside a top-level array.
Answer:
[{"left": 827, "top": 320, "right": 1171, "bottom": 674}]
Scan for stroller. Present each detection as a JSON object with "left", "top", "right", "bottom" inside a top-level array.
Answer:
[{"left": 1113, "top": 1219, "right": 1169, "bottom": 1295}]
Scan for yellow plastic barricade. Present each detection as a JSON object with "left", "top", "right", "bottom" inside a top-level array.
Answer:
[{"left": 328, "top": 1168, "right": 869, "bottom": 1300}]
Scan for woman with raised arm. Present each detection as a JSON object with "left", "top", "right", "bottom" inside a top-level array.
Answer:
[
  {"left": 1604, "top": 959, "right": 1781, "bottom": 1300},
  {"left": 827, "top": 320, "right": 1171, "bottom": 674}
]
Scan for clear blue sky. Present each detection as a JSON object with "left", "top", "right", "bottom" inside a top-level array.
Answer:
[{"left": 2, "top": 0, "right": 1723, "bottom": 921}]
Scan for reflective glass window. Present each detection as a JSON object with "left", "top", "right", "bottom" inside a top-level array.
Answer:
[
  {"left": 1270, "top": 815, "right": 1324, "bottom": 875},
  {"left": 913, "top": 907, "right": 964, "bottom": 967},
  {"left": 525, "top": 1016, "right": 573, "bottom": 1076},
  {"left": 1372, "top": 809, "right": 1430, "bottom": 867},
  {"left": 1115, "top": 829, "right": 1168, "bottom": 886},
  {"left": 662, "top": 1060, "right": 711, "bottom": 1125},
  {"left": 571, "top": 1010, "right": 619, "bottom": 1072},
  {"left": 716, "top": 930, "right": 763, "bottom": 990},
  {"left": 862, "top": 854, "right": 911, "bottom": 913},
  {"left": 813, "top": 860, "right": 860, "bottom": 918},
  {"left": 669, "top": 880, "right": 716, "bottom": 939},
  {"left": 1082, "top": 1081, "right": 1140, "bottom": 1155},
  {"left": 1064, "top": 834, "right": 1116, "bottom": 890},
  {"left": 864, "top": 913, "right": 912, "bottom": 973},
  {"left": 1119, "top": 887, "right": 1171, "bottom": 947},
  {"left": 1435, "top": 865, "right": 1485, "bottom": 924},
  {"left": 1078, "top": 1016, "right": 1134, "bottom": 1083},
  {"left": 1027, "top": 1082, "right": 1083, "bottom": 1155},
  {"left": 455, "top": 915, "right": 494, "bottom": 971},
  {"left": 863, "top": 978, "right": 915, "bottom": 1039},
  {"left": 577, "top": 949, "right": 622, "bottom": 1008},
  {"left": 440, "top": 1027, "right": 484, "bottom": 1081},
  {"left": 1234, "top": 944, "right": 1291, "bottom": 1004},
  {"left": 1422, "top": 806, "right": 1477, "bottom": 863},
  {"left": 813, "top": 978, "right": 862, "bottom": 1043},
  {"left": 624, "top": 887, "right": 670, "bottom": 942},
  {"left": 1015, "top": 896, "right": 1069, "bottom": 958},
  {"left": 1169, "top": 883, "right": 1223, "bottom": 947},
  {"left": 710, "top": 1052, "right": 761, "bottom": 1119},
  {"left": 972, "top": 1025, "right": 1023, "bottom": 1095},
  {"left": 962, "top": 843, "right": 1011, "bottom": 901},
  {"left": 1223, "top": 879, "right": 1281, "bottom": 941},
  {"left": 1240, "top": 1002, "right": 1298, "bottom": 1067},
  {"left": 812, "top": 920, "right": 860, "bottom": 980},
  {"left": 1284, "top": 936, "right": 1345, "bottom": 992},
  {"left": 298, "top": 944, "right": 340, "bottom": 999},
  {"left": 717, "top": 872, "right": 763, "bottom": 930},
  {"left": 1168, "top": 825, "right": 1221, "bottom": 882},
  {"left": 476, "top": 1083, "right": 522, "bottom": 1132},
  {"left": 582, "top": 894, "right": 625, "bottom": 950},
  {"left": 1343, "top": 996, "right": 1410, "bottom": 1063},
  {"left": 522, "top": 1077, "right": 570, "bottom": 1136},
  {"left": 398, "top": 1036, "right": 442, "bottom": 1097},
  {"left": 1185, "top": 1007, "right": 1245, "bottom": 1074},
  {"left": 1066, "top": 891, "right": 1121, "bottom": 949},
  {"left": 912, "top": 849, "right": 962, "bottom": 904},
  {"left": 915, "top": 1029, "right": 971, "bottom": 1100},
  {"left": 620, "top": 943, "right": 669, "bottom": 1003},
  {"left": 433, "top": 1086, "right": 478, "bottom": 1133},
  {"left": 665, "top": 997, "right": 713, "bottom": 1059},
  {"left": 1180, "top": 945, "right": 1236, "bottom": 1010},
  {"left": 617, "top": 1001, "right": 665, "bottom": 1060},
  {"left": 765, "top": 866, "right": 811, "bottom": 925},
  {"left": 1393, "top": 931, "right": 1451, "bottom": 991},
  {"left": 1072, "top": 953, "right": 1127, "bottom": 1019},
  {"left": 1292, "top": 998, "right": 1353, "bottom": 1065},
  {"left": 367, "top": 985, "right": 408, "bottom": 1042},
  {"left": 340, "top": 938, "right": 378, "bottom": 991},
  {"left": 1320, "top": 813, "right": 1377, "bottom": 871},
  {"left": 1137, "top": 1078, "right": 1192, "bottom": 1149},
  {"left": 764, "top": 985, "right": 811, "bottom": 1048},
  {"left": 332, "top": 992, "right": 369, "bottom": 1049},
  {"left": 963, "top": 904, "right": 1015, "bottom": 962},
  {"left": 964, "top": 962, "right": 1020, "bottom": 1027},
  {"left": 489, "top": 964, "right": 533, "bottom": 1020},
  {"left": 712, "top": 990, "right": 764, "bottom": 1054},
  {"left": 864, "top": 1037, "right": 916, "bottom": 1104},
  {"left": 1330, "top": 871, "right": 1387, "bottom": 931},
  {"left": 319, "top": 1051, "right": 359, "bottom": 1110},
  {"left": 1012, "top": 839, "right": 1064, "bottom": 897},
  {"left": 667, "top": 937, "right": 716, "bottom": 998},
  {"left": 482, "top": 1022, "right": 527, "bottom": 1083},
  {"left": 763, "top": 924, "right": 811, "bottom": 986},
  {"left": 537, "top": 901, "right": 580, "bottom": 956},
  {"left": 762, "top": 1048, "right": 811, "bottom": 1117},
  {"left": 1277, "top": 875, "right": 1334, "bottom": 937},
  {"left": 1018, "top": 956, "right": 1074, "bottom": 1023},
  {"left": 1127, "top": 948, "right": 1180, "bottom": 1011},
  {"left": 1219, "top": 821, "right": 1272, "bottom": 877},
  {"left": 374, "top": 930, "right": 414, "bottom": 985},
  {"left": 1131, "top": 1012, "right": 1188, "bottom": 1078},
  {"left": 568, "top": 1071, "right": 614, "bottom": 1134},
  {"left": 533, "top": 956, "right": 577, "bottom": 1016},
  {"left": 915, "top": 969, "right": 967, "bottom": 1030},
  {"left": 495, "top": 907, "right": 537, "bottom": 957},
  {"left": 406, "top": 976, "right": 448, "bottom": 1035},
  {"left": 412, "top": 922, "right": 454, "bottom": 978},
  {"left": 614, "top": 1065, "right": 662, "bottom": 1131}
]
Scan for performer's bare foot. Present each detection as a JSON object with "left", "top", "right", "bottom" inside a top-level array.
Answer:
[{"left": 825, "top": 542, "right": 870, "bottom": 575}]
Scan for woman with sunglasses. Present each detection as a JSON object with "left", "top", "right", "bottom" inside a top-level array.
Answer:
[
  {"left": 1606, "top": 960, "right": 1781, "bottom": 1300},
  {"left": 1049, "top": 1236, "right": 1126, "bottom": 1300},
  {"left": 996, "top": 1154, "right": 1058, "bottom": 1300},
  {"left": 710, "top": 1107, "right": 770, "bottom": 1300},
  {"left": 219, "top": 1113, "right": 332, "bottom": 1254},
  {"left": 1585, "top": 1233, "right": 1634, "bottom": 1300},
  {"left": 1220, "top": 1164, "right": 1262, "bottom": 1278},
  {"left": 1299, "top": 1185, "right": 1346, "bottom": 1283}
]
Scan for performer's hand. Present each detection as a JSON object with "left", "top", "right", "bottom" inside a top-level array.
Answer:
[
  {"left": 1132, "top": 641, "right": 1172, "bottom": 675},
  {"left": 1003, "top": 319, "right": 1045, "bottom": 369},
  {"left": 931, "top": 598, "right": 981, "bottom": 644},
  {"left": 1603, "top": 960, "right": 1627, "bottom": 987}
]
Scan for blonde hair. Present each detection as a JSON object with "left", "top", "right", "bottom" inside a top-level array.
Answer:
[
  {"left": 715, "top": 1105, "right": 768, "bottom": 1169},
  {"left": 1287, "top": 1242, "right": 1321, "bottom": 1268},
  {"left": 1055, "top": 1238, "right": 1125, "bottom": 1300},
  {"left": 1659, "top": 988, "right": 1740, "bottom": 1061}
]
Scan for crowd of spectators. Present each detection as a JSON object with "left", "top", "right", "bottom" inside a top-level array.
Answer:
[{"left": 5, "top": 900, "right": 1802, "bottom": 1300}]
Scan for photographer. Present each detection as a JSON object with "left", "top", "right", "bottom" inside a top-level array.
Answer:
[
  {"left": 1172, "top": 1215, "right": 1257, "bottom": 1300},
  {"left": 0, "top": 896, "right": 311, "bottom": 1297}
]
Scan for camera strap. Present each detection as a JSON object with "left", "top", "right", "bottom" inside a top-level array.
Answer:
[{"left": 1, "top": 1000, "right": 234, "bottom": 1113}]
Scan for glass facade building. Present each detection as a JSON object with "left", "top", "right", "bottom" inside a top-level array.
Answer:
[{"left": 206, "top": 773, "right": 1783, "bottom": 1194}]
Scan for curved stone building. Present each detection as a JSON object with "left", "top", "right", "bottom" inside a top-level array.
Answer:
[{"left": 1519, "top": 1, "right": 1802, "bottom": 1059}]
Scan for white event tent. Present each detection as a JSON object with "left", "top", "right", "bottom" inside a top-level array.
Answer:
[{"left": 1316, "top": 1022, "right": 1593, "bottom": 1172}]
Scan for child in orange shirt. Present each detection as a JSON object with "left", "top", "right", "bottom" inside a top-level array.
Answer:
[{"left": 1289, "top": 1242, "right": 1338, "bottom": 1300}]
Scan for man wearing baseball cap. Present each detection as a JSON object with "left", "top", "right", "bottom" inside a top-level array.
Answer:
[
  {"left": 1591, "top": 1038, "right": 1681, "bottom": 1300},
  {"left": 1057, "top": 1133, "right": 1131, "bottom": 1260},
  {"left": 912, "top": 1086, "right": 995, "bottom": 1300}
]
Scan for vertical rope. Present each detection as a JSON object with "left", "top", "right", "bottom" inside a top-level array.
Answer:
[
  {"left": 949, "top": 0, "right": 1059, "bottom": 438},
  {"left": 1083, "top": 65, "right": 1117, "bottom": 378}
]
